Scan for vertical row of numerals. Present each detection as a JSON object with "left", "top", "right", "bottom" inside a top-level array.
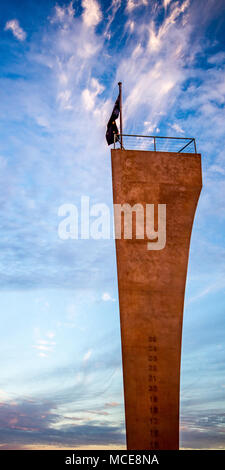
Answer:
[{"left": 148, "top": 335, "right": 159, "bottom": 449}]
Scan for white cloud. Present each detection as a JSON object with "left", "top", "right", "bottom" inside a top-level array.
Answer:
[
  {"left": 82, "top": 89, "right": 95, "bottom": 110},
  {"left": 33, "top": 333, "right": 56, "bottom": 358},
  {"left": 144, "top": 121, "right": 159, "bottom": 134},
  {"left": 82, "top": 0, "right": 102, "bottom": 28},
  {"left": 208, "top": 51, "right": 225, "bottom": 65},
  {"left": 163, "top": 0, "right": 172, "bottom": 9},
  {"left": 4, "top": 19, "right": 26, "bottom": 41},
  {"left": 126, "top": 19, "right": 135, "bottom": 32},
  {"left": 116, "top": 0, "right": 192, "bottom": 130},
  {"left": 102, "top": 292, "right": 116, "bottom": 302},
  {"left": 82, "top": 77, "right": 104, "bottom": 111},
  {"left": 35, "top": 115, "right": 50, "bottom": 128},
  {"left": 126, "top": 0, "right": 148, "bottom": 12},
  {"left": 57, "top": 89, "right": 73, "bottom": 110},
  {"left": 83, "top": 349, "right": 92, "bottom": 361},
  {"left": 171, "top": 123, "right": 185, "bottom": 134},
  {"left": 39, "top": 1, "right": 104, "bottom": 121},
  {"left": 104, "top": 0, "right": 121, "bottom": 39},
  {"left": 148, "top": 0, "right": 190, "bottom": 52},
  {"left": 55, "top": 5, "right": 66, "bottom": 20},
  {"left": 52, "top": 2, "right": 75, "bottom": 22}
]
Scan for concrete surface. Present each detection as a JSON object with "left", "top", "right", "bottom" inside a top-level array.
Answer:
[{"left": 111, "top": 149, "right": 202, "bottom": 450}]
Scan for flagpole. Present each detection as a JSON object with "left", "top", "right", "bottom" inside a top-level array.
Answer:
[{"left": 118, "top": 81, "right": 123, "bottom": 149}]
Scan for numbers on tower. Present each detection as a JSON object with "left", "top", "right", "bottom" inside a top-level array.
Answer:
[{"left": 148, "top": 335, "right": 159, "bottom": 449}]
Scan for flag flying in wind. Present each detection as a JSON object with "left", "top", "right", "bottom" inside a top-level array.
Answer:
[{"left": 106, "top": 93, "right": 120, "bottom": 145}]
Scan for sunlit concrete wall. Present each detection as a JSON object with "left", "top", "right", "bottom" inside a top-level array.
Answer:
[{"left": 111, "top": 149, "right": 202, "bottom": 450}]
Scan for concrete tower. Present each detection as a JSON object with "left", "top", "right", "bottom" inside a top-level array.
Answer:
[{"left": 111, "top": 149, "right": 202, "bottom": 450}]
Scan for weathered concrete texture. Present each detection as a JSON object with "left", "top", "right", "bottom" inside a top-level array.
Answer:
[{"left": 111, "top": 150, "right": 202, "bottom": 450}]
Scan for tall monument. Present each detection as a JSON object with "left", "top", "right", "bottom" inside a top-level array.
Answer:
[{"left": 111, "top": 149, "right": 202, "bottom": 450}]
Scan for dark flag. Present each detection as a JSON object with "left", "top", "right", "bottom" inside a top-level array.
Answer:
[{"left": 106, "top": 94, "right": 120, "bottom": 145}]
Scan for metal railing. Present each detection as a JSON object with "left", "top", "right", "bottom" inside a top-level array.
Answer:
[{"left": 113, "top": 134, "right": 197, "bottom": 153}]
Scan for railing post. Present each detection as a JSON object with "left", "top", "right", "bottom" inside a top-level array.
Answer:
[
  {"left": 154, "top": 136, "right": 156, "bottom": 151},
  {"left": 194, "top": 138, "right": 197, "bottom": 153}
]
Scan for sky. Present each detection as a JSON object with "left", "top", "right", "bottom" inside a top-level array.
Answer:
[{"left": 0, "top": 0, "right": 225, "bottom": 450}]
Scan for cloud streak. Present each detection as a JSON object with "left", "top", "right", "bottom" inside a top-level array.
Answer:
[
  {"left": 4, "top": 19, "right": 27, "bottom": 41},
  {"left": 0, "top": 397, "right": 125, "bottom": 449}
]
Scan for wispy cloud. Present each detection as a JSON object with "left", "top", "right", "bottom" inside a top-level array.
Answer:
[
  {"left": 170, "top": 122, "right": 185, "bottom": 134},
  {"left": 4, "top": 19, "right": 27, "bottom": 41},
  {"left": 83, "top": 349, "right": 93, "bottom": 362},
  {"left": 82, "top": 0, "right": 102, "bottom": 28},
  {"left": 117, "top": 0, "right": 192, "bottom": 132},
  {"left": 33, "top": 331, "right": 56, "bottom": 359},
  {"left": 0, "top": 397, "right": 125, "bottom": 449},
  {"left": 2, "top": 0, "right": 224, "bottom": 293},
  {"left": 126, "top": 0, "right": 148, "bottom": 12},
  {"left": 102, "top": 292, "right": 116, "bottom": 302},
  {"left": 181, "top": 410, "right": 225, "bottom": 449}
]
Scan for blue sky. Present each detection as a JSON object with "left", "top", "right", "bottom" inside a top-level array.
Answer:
[{"left": 0, "top": 0, "right": 225, "bottom": 450}]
